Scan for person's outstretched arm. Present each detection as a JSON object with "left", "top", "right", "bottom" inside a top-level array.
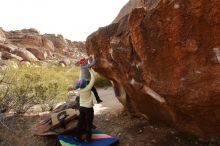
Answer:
[
  {"left": 84, "top": 69, "right": 95, "bottom": 90},
  {"left": 81, "top": 55, "right": 96, "bottom": 69}
]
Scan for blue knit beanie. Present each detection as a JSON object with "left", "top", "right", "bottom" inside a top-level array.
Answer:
[{"left": 74, "top": 79, "right": 87, "bottom": 89}]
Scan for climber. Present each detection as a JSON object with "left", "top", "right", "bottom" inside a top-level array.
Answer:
[{"left": 79, "top": 55, "right": 102, "bottom": 104}]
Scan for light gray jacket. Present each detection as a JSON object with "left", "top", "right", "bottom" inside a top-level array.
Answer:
[{"left": 79, "top": 59, "right": 96, "bottom": 81}]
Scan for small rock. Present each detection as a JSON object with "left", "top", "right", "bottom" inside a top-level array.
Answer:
[
  {"left": 138, "top": 129, "right": 143, "bottom": 134},
  {"left": 151, "top": 139, "right": 156, "bottom": 143},
  {"left": 174, "top": 4, "right": 180, "bottom": 9}
]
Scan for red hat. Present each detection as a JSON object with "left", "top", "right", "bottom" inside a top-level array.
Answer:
[{"left": 79, "top": 58, "right": 86, "bottom": 65}]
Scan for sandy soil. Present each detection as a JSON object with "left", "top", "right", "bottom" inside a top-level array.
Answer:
[
  {"left": 0, "top": 87, "right": 220, "bottom": 146},
  {"left": 94, "top": 88, "right": 220, "bottom": 146},
  {"left": 93, "top": 87, "right": 124, "bottom": 115}
]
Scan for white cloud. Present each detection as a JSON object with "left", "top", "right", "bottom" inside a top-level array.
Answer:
[{"left": 0, "top": 0, "right": 129, "bottom": 41}]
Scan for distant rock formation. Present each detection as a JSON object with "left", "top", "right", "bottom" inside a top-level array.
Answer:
[
  {"left": 86, "top": 0, "right": 220, "bottom": 139},
  {"left": 0, "top": 28, "right": 6, "bottom": 42},
  {"left": 0, "top": 28, "right": 86, "bottom": 64},
  {"left": 43, "top": 34, "right": 66, "bottom": 52}
]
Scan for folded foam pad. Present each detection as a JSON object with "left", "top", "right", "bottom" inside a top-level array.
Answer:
[{"left": 58, "top": 130, "right": 119, "bottom": 146}]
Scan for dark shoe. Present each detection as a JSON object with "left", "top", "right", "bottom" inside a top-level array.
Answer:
[
  {"left": 97, "top": 99, "right": 102, "bottom": 104},
  {"left": 92, "top": 124, "right": 96, "bottom": 129},
  {"left": 84, "top": 139, "right": 92, "bottom": 143},
  {"left": 73, "top": 136, "right": 81, "bottom": 142}
]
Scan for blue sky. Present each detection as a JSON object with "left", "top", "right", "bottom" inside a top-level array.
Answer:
[{"left": 0, "top": 0, "right": 128, "bottom": 41}]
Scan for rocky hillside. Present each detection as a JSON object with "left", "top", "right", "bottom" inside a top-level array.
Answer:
[
  {"left": 86, "top": 0, "right": 220, "bottom": 139},
  {"left": 0, "top": 27, "right": 86, "bottom": 67}
]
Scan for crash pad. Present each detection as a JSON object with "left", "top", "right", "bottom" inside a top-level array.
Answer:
[{"left": 57, "top": 130, "right": 119, "bottom": 146}]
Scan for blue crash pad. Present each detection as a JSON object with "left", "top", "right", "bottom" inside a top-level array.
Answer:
[{"left": 58, "top": 130, "right": 119, "bottom": 146}]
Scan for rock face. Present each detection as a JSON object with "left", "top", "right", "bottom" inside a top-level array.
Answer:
[
  {"left": 113, "top": 0, "right": 160, "bottom": 23},
  {"left": 86, "top": 0, "right": 220, "bottom": 138}
]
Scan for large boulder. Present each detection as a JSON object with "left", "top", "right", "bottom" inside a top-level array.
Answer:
[
  {"left": 86, "top": 0, "right": 220, "bottom": 139},
  {"left": 42, "top": 37, "right": 55, "bottom": 51},
  {"left": 0, "top": 51, "right": 22, "bottom": 61},
  {"left": 12, "top": 48, "right": 38, "bottom": 62},
  {"left": 26, "top": 48, "right": 47, "bottom": 60},
  {"left": 0, "top": 43, "right": 18, "bottom": 52},
  {"left": 113, "top": 0, "right": 160, "bottom": 23}
]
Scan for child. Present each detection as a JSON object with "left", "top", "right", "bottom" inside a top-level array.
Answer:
[
  {"left": 79, "top": 55, "right": 102, "bottom": 103},
  {"left": 68, "top": 69, "right": 95, "bottom": 143}
]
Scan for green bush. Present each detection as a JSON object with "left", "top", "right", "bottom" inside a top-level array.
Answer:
[
  {"left": 0, "top": 64, "right": 79, "bottom": 113},
  {"left": 0, "top": 64, "right": 111, "bottom": 114}
]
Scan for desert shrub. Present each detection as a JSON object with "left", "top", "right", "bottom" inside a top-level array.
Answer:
[
  {"left": 0, "top": 64, "right": 111, "bottom": 114},
  {"left": 0, "top": 64, "right": 79, "bottom": 114}
]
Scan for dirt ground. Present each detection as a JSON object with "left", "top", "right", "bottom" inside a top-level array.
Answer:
[{"left": 0, "top": 87, "right": 220, "bottom": 146}]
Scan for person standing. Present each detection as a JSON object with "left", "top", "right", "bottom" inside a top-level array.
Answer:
[{"left": 68, "top": 69, "right": 95, "bottom": 143}]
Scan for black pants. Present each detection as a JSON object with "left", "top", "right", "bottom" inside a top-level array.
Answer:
[
  {"left": 86, "top": 81, "right": 101, "bottom": 102},
  {"left": 75, "top": 106, "right": 94, "bottom": 141}
]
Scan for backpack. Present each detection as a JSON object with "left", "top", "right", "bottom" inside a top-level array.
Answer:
[{"left": 51, "top": 108, "right": 79, "bottom": 130}]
